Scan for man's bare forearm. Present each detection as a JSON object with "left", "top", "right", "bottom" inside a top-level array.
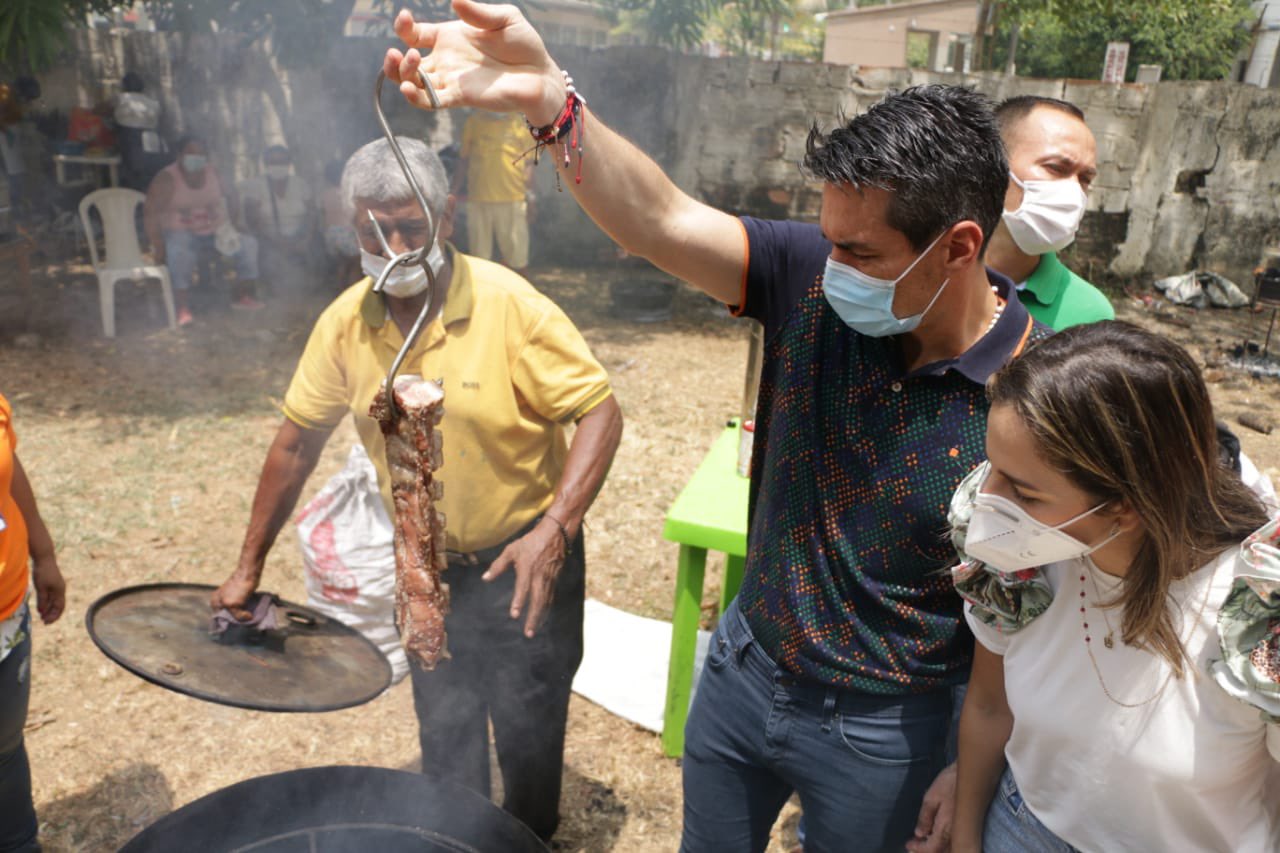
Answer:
[
  {"left": 234, "top": 419, "right": 331, "bottom": 580},
  {"left": 546, "top": 394, "right": 622, "bottom": 537}
]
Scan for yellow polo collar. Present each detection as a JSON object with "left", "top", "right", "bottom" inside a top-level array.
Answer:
[{"left": 358, "top": 244, "right": 473, "bottom": 331}]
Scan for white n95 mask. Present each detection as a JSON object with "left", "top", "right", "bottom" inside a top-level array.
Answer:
[
  {"left": 959, "top": 463, "right": 1119, "bottom": 572},
  {"left": 1001, "top": 172, "right": 1087, "bottom": 255},
  {"left": 361, "top": 243, "right": 446, "bottom": 298}
]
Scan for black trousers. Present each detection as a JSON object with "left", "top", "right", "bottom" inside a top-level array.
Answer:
[
  {"left": 410, "top": 522, "right": 585, "bottom": 842},
  {"left": 0, "top": 608, "right": 39, "bottom": 853}
]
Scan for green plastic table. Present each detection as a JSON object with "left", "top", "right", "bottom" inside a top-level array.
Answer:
[{"left": 661, "top": 421, "right": 750, "bottom": 757}]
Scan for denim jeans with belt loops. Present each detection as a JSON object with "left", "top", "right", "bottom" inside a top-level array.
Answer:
[
  {"left": 680, "top": 599, "right": 953, "bottom": 853},
  {"left": 982, "top": 765, "right": 1079, "bottom": 853}
]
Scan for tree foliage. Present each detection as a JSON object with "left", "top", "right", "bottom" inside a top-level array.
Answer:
[
  {"left": 988, "top": 0, "right": 1255, "bottom": 81},
  {"left": 608, "top": 0, "right": 824, "bottom": 57},
  {"left": 604, "top": 0, "right": 720, "bottom": 49},
  {"left": 0, "top": 0, "right": 121, "bottom": 72}
]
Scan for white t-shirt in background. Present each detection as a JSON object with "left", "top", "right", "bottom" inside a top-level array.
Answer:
[{"left": 239, "top": 174, "right": 312, "bottom": 239}]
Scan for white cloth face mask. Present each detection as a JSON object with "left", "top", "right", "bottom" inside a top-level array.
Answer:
[
  {"left": 360, "top": 242, "right": 445, "bottom": 298},
  {"left": 961, "top": 463, "right": 1120, "bottom": 572},
  {"left": 1001, "top": 172, "right": 1087, "bottom": 256}
]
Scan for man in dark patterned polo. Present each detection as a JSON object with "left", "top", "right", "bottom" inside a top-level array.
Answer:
[{"left": 384, "top": 5, "right": 1046, "bottom": 851}]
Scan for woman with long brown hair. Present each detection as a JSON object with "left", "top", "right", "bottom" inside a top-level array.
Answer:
[{"left": 949, "top": 321, "right": 1279, "bottom": 852}]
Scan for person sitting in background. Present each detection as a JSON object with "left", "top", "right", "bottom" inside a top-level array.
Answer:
[
  {"left": 986, "top": 96, "right": 1114, "bottom": 330},
  {"left": 454, "top": 111, "right": 533, "bottom": 275},
  {"left": 950, "top": 321, "right": 1278, "bottom": 852},
  {"left": 144, "top": 136, "right": 262, "bottom": 324},
  {"left": 240, "top": 144, "right": 316, "bottom": 294},
  {"left": 114, "top": 71, "right": 165, "bottom": 191},
  {"left": 0, "top": 393, "right": 67, "bottom": 853},
  {"left": 319, "top": 158, "right": 360, "bottom": 291}
]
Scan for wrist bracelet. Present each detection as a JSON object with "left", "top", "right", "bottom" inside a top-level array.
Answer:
[
  {"left": 541, "top": 511, "right": 573, "bottom": 555},
  {"left": 522, "top": 70, "right": 586, "bottom": 188}
]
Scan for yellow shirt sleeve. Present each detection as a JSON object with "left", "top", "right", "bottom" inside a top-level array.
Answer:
[
  {"left": 282, "top": 309, "right": 352, "bottom": 430},
  {"left": 511, "top": 303, "right": 612, "bottom": 424}
]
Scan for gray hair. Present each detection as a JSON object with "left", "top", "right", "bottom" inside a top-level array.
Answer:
[{"left": 341, "top": 137, "right": 447, "bottom": 221}]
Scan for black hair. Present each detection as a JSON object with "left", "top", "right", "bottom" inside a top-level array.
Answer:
[
  {"left": 263, "top": 144, "right": 290, "bottom": 162},
  {"left": 122, "top": 72, "right": 145, "bottom": 93},
  {"left": 994, "top": 95, "right": 1085, "bottom": 136},
  {"left": 803, "top": 85, "right": 1008, "bottom": 252}
]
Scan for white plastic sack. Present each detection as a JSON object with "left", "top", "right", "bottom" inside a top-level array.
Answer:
[
  {"left": 214, "top": 222, "right": 242, "bottom": 257},
  {"left": 1153, "top": 271, "right": 1250, "bottom": 309},
  {"left": 296, "top": 445, "right": 407, "bottom": 683}
]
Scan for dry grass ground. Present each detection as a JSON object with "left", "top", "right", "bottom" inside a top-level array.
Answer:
[{"left": 1, "top": 260, "right": 1276, "bottom": 852}]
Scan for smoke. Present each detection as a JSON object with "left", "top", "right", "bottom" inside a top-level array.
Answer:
[{"left": 26, "top": 18, "right": 457, "bottom": 314}]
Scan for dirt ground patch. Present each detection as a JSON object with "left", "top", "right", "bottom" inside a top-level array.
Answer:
[{"left": 1, "top": 260, "right": 1276, "bottom": 852}]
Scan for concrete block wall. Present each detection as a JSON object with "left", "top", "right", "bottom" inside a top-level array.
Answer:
[{"left": 44, "top": 29, "right": 1280, "bottom": 285}]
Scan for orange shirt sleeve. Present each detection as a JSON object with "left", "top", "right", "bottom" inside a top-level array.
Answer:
[{"left": 0, "top": 395, "right": 30, "bottom": 620}]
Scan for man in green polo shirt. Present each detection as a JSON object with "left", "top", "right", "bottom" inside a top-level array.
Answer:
[{"left": 987, "top": 96, "right": 1114, "bottom": 330}]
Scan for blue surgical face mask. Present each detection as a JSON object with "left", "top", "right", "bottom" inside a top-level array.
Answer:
[
  {"left": 822, "top": 229, "right": 951, "bottom": 337},
  {"left": 181, "top": 154, "right": 207, "bottom": 173}
]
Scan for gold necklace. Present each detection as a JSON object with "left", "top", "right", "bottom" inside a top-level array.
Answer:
[
  {"left": 1084, "top": 563, "right": 1117, "bottom": 649},
  {"left": 1078, "top": 558, "right": 1218, "bottom": 709}
]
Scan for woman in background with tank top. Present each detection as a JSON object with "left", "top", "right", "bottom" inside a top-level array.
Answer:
[{"left": 143, "top": 136, "right": 261, "bottom": 326}]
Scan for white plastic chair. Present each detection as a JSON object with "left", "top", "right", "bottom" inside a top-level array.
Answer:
[{"left": 78, "top": 188, "right": 176, "bottom": 337}]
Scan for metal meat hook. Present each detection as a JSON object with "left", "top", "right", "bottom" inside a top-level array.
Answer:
[{"left": 370, "top": 68, "right": 443, "bottom": 418}]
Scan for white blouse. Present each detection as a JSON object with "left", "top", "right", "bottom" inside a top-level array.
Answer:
[{"left": 967, "top": 547, "right": 1280, "bottom": 852}]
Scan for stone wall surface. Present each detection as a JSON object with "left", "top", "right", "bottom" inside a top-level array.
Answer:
[{"left": 41, "top": 29, "right": 1280, "bottom": 286}]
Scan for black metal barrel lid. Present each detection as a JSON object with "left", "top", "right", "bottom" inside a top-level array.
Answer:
[
  {"left": 120, "top": 765, "right": 550, "bottom": 853},
  {"left": 86, "top": 583, "right": 391, "bottom": 712}
]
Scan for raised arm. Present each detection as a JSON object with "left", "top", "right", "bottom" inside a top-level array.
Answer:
[{"left": 384, "top": 2, "right": 746, "bottom": 305}]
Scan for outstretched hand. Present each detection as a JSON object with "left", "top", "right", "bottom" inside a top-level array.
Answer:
[{"left": 384, "top": 1, "right": 568, "bottom": 125}]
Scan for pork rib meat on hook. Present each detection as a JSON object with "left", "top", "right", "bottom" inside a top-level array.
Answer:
[
  {"left": 368, "top": 68, "right": 451, "bottom": 669},
  {"left": 371, "top": 376, "right": 449, "bottom": 669}
]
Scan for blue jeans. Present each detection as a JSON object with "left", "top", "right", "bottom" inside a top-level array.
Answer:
[
  {"left": 680, "top": 601, "right": 952, "bottom": 853},
  {"left": 982, "top": 766, "right": 1078, "bottom": 853},
  {"left": 0, "top": 608, "right": 39, "bottom": 852},
  {"left": 163, "top": 230, "right": 259, "bottom": 291}
]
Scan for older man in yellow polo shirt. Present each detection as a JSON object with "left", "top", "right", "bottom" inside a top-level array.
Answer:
[{"left": 212, "top": 137, "right": 622, "bottom": 842}]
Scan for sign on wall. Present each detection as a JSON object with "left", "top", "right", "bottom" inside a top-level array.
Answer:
[{"left": 1102, "top": 41, "right": 1130, "bottom": 83}]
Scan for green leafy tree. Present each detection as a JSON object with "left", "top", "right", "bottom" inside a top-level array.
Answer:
[
  {"left": 986, "top": 0, "right": 1255, "bottom": 81},
  {"left": 604, "top": 0, "right": 721, "bottom": 50},
  {"left": 0, "top": 0, "right": 122, "bottom": 72},
  {"left": 712, "top": 0, "right": 792, "bottom": 57}
]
